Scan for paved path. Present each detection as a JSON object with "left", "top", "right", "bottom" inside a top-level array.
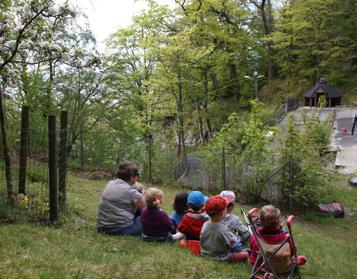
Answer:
[
  {"left": 279, "top": 106, "right": 357, "bottom": 174},
  {"left": 331, "top": 107, "right": 357, "bottom": 174},
  {"left": 279, "top": 107, "right": 334, "bottom": 134}
]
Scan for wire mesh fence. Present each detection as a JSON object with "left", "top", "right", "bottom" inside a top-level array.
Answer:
[
  {"left": 67, "top": 134, "right": 179, "bottom": 185},
  {"left": 177, "top": 146, "right": 286, "bottom": 205},
  {"left": 0, "top": 107, "right": 68, "bottom": 223}
]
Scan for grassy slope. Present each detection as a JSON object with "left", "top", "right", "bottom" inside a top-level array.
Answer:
[{"left": 0, "top": 174, "right": 357, "bottom": 279}]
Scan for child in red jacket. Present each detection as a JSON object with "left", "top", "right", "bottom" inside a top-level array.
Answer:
[
  {"left": 249, "top": 205, "right": 306, "bottom": 271},
  {"left": 178, "top": 191, "right": 209, "bottom": 240}
]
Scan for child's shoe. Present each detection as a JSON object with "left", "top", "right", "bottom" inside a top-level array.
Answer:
[
  {"left": 227, "top": 251, "right": 249, "bottom": 263},
  {"left": 179, "top": 239, "right": 188, "bottom": 248}
]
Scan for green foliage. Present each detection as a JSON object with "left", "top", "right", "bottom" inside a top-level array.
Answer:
[
  {"left": 270, "top": 0, "right": 353, "bottom": 84},
  {"left": 0, "top": 193, "right": 49, "bottom": 223},
  {"left": 200, "top": 101, "right": 278, "bottom": 199},
  {"left": 278, "top": 113, "right": 333, "bottom": 210},
  {"left": 301, "top": 108, "right": 333, "bottom": 154},
  {"left": 1, "top": 0, "right": 355, "bottom": 216}
]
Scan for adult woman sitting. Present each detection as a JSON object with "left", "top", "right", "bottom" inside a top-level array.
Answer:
[{"left": 97, "top": 160, "right": 146, "bottom": 236}]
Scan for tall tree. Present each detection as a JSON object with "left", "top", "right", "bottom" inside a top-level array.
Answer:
[
  {"left": 0, "top": 0, "right": 75, "bottom": 201},
  {"left": 270, "top": 0, "right": 351, "bottom": 85},
  {"left": 249, "top": 0, "right": 276, "bottom": 81}
]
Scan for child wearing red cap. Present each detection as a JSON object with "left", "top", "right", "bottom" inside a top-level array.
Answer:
[{"left": 200, "top": 195, "right": 248, "bottom": 262}]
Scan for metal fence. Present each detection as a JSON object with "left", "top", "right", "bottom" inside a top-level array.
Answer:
[{"left": 0, "top": 107, "right": 68, "bottom": 223}]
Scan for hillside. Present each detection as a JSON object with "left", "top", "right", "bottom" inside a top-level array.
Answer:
[{"left": 0, "top": 173, "right": 356, "bottom": 278}]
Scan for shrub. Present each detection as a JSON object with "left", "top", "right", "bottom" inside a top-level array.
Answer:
[{"left": 278, "top": 114, "right": 333, "bottom": 211}]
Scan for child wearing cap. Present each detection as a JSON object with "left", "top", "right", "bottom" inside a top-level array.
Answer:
[
  {"left": 220, "top": 190, "right": 251, "bottom": 244},
  {"left": 200, "top": 195, "right": 248, "bottom": 262},
  {"left": 140, "top": 187, "right": 175, "bottom": 242},
  {"left": 177, "top": 191, "right": 209, "bottom": 240}
]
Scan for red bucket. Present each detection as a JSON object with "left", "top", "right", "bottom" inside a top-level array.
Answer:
[{"left": 187, "top": 240, "right": 200, "bottom": 256}]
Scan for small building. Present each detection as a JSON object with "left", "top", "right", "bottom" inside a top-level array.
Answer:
[{"left": 304, "top": 79, "right": 341, "bottom": 107}]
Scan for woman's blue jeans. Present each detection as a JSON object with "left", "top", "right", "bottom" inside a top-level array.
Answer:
[{"left": 99, "top": 216, "right": 143, "bottom": 236}]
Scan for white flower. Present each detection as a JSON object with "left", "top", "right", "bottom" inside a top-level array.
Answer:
[
  {"left": 4, "top": 40, "right": 16, "bottom": 50},
  {"left": 24, "top": 29, "right": 36, "bottom": 39},
  {"left": 62, "top": 52, "right": 70, "bottom": 60},
  {"left": 21, "top": 40, "right": 31, "bottom": 49},
  {"left": 48, "top": 6, "right": 58, "bottom": 16},
  {"left": 68, "top": 49, "right": 76, "bottom": 57},
  {"left": 39, "top": 41, "right": 47, "bottom": 48},
  {"left": 49, "top": 43, "right": 62, "bottom": 52}
]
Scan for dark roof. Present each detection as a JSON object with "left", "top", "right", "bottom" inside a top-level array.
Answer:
[{"left": 303, "top": 79, "right": 341, "bottom": 98}]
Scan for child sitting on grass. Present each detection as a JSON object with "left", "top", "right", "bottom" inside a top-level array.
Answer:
[
  {"left": 170, "top": 192, "right": 189, "bottom": 229},
  {"left": 249, "top": 205, "right": 306, "bottom": 269},
  {"left": 178, "top": 191, "right": 209, "bottom": 240},
  {"left": 140, "top": 187, "right": 175, "bottom": 242},
  {"left": 200, "top": 195, "right": 248, "bottom": 262},
  {"left": 220, "top": 190, "right": 251, "bottom": 243}
]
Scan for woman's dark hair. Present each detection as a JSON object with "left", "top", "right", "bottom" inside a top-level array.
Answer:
[
  {"left": 116, "top": 160, "right": 139, "bottom": 182},
  {"left": 173, "top": 192, "right": 189, "bottom": 214}
]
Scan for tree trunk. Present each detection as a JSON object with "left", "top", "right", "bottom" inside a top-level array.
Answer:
[
  {"left": 177, "top": 67, "right": 186, "bottom": 159},
  {"left": 47, "top": 58, "right": 54, "bottom": 114},
  {"left": 252, "top": 0, "right": 275, "bottom": 81},
  {"left": 202, "top": 69, "right": 212, "bottom": 140},
  {"left": 177, "top": 131, "right": 182, "bottom": 157},
  {"left": 146, "top": 134, "right": 153, "bottom": 182},
  {"left": 210, "top": 72, "right": 225, "bottom": 124},
  {"left": 284, "top": 36, "right": 293, "bottom": 94},
  {"left": 265, "top": 0, "right": 275, "bottom": 81},
  {"left": 195, "top": 98, "right": 204, "bottom": 143},
  {"left": 0, "top": 88, "right": 13, "bottom": 202},
  {"left": 229, "top": 60, "right": 241, "bottom": 101}
]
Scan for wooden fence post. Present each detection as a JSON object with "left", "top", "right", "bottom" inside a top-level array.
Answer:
[
  {"left": 0, "top": 90, "right": 13, "bottom": 202},
  {"left": 18, "top": 106, "right": 29, "bottom": 194},
  {"left": 80, "top": 122, "right": 84, "bottom": 171},
  {"left": 48, "top": 115, "right": 57, "bottom": 222},
  {"left": 58, "top": 111, "right": 67, "bottom": 211},
  {"left": 147, "top": 134, "right": 153, "bottom": 182}
]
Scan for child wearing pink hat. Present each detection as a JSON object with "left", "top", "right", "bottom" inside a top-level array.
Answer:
[{"left": 220, "top": 190, "right": 251, "bottom": 243}]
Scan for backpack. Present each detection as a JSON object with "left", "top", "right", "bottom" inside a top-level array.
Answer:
[{"left": 318, "top": 202, "right": 345, "bottom": 218}]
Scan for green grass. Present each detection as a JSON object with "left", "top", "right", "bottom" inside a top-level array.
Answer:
[{"left": 1, "top": 173, "right": 357, "bottom": 278}]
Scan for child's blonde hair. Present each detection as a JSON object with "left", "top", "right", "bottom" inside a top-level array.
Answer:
[
  {"left": 144, "top": 187, "right": 163, "bottom": 208},
  {"left": 133, "top": 182, "right": 144, "bottom": 193},
  {"left": 260, "top": 205, "right": 282, "bottom": 230}
]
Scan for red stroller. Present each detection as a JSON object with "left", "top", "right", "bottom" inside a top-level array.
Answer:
[{"left": 242, "top": 208, "right": 303, "bottom": 279}]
